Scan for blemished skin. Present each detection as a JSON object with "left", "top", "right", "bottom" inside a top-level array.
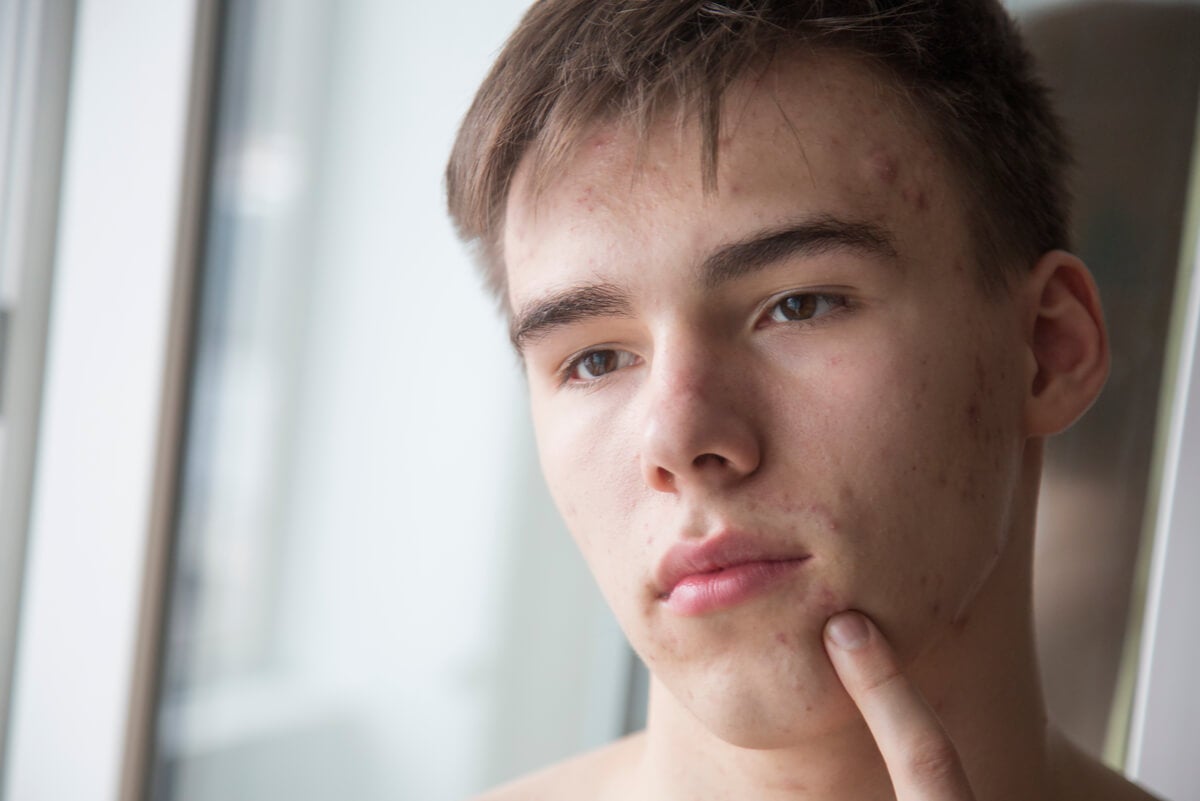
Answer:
[{"left": 480, "top": 54, "right": 1158, "bottom": 801}]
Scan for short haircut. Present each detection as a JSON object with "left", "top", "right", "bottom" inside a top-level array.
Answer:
[{"left": 445, "top": 0, "right": 1071, "bottom": 303}]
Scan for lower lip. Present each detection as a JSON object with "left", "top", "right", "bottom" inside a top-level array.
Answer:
[{"left": 662, "top": 558, "right": 810, "bottom": 616}]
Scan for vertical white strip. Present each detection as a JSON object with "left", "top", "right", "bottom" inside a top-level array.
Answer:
[
  {"left": 2, "top": 1, "right": 198, "bottom": 800},
  {"left": 0, "top": 0, "right": 77, "bottom": 782},
  {"left": 0, "top": 0, "right": 28, "bottom": 298},
  {"left": 1, "top": 0, "right": 37, "bottom": 305},
  {"left": 1126, "top": 162, "right": 1200, "bottom": 797}
]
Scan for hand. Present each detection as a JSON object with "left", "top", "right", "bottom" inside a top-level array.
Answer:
[{"left": 824, "top": 611, "right": 977, "bottom": 801}]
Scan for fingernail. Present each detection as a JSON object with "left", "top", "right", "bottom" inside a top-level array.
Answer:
[{"left": 827, "top": 612, "right": 869, "bottom": 650}]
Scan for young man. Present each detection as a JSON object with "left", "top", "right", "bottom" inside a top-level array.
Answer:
[{"left": 447, "top": 2, "right": 1162, "bottom": 799}]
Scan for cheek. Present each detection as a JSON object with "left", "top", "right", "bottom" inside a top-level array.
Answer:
[
  {"left": 802, "top": 338, "right": 1021, "bottom": 648},
  {"left": 534, "top": 406, "right": 653, "bottom": 603}
]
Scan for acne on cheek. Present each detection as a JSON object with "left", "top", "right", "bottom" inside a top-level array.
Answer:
[
  {"left": 767, "top": 587, "right": 841, "bottom": 651},
  {"left": 814, "top": 587, "right": 841, "bottom": 619},
  {"left": 918, "top": 572, "right": 949, "bottom": 621}
]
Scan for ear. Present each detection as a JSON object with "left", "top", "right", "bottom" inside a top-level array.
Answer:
[{"left": 1022, "top": 250, "right": 1110, "bottom": 437}]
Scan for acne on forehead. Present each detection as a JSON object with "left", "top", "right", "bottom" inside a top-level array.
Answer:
[
  {"left": 863, "top": 146, "right": 935, "bottom": 216},
  {"left": 503, "top": 56, "right": 959, "bottom": 293},
  {"left": 868, "top": 150, "right": 900, "bottom": 185}
]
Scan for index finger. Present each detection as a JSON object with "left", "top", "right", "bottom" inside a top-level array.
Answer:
[{"left": 824, "top": 611, "right": 977, "bottom": 801}]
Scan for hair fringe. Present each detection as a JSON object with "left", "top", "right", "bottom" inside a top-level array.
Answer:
[{"left": 446, "top": 0, "right": 1070, "bottom": 304}]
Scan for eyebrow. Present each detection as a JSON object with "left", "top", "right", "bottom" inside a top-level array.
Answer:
[
  {"left": 510, "top": 214, "right": 898, "bottom": 352},
  {"left": 510, "top": 282, "right": 633, "bottom": 351},
  {"left": 700, "top": 215, "right": 898, "bottom": 289}
]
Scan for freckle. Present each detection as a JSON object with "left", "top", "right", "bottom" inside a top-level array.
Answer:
[
  {"left": 919, "top": 574, "right": 929, "bottom": 587},
  {"left": 930, "top": 600, "right": 941, "bottom": 618}
]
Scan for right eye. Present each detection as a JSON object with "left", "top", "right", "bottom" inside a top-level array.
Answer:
[{"left": 562, "top": 349, "right": 638, "bottom": 384}]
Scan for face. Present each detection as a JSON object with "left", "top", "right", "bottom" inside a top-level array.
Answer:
[{"left": 504, "top": 56, "right": 1031, "bottom": 747}]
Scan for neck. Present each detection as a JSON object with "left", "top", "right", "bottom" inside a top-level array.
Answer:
[{"left": 634, "top": 448, "right": 1054, "bottom": 801}]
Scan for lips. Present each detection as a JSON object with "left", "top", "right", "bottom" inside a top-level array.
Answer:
[{"left": 655, "top": 533, "right": 811, "bottom": 616}]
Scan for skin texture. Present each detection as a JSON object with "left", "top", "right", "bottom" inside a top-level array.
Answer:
[{"left": 481, "top": 55, "right": 1154, "bottom": 801}]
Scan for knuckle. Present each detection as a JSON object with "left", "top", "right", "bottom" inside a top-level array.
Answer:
[
  {"left": 861, "top": 662, "right": 905, "bottom": 695},
  {"left": 904, "top": 735, "right": 962, "bottom": 785}
]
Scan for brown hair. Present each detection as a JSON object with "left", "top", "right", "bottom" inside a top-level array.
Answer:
[{"left": 445, "top": 0, "right": 1070, "bottom": 303}]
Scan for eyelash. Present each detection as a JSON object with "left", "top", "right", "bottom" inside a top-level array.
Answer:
[
  {"left": 556, "top": 291, "right": 850, "bottom": 387},
  {"left": 759, "top": 291, "right": 849, "bottom": 327},
  {"left": 557, "top": 347, "right": 638, "bottom": 387}
]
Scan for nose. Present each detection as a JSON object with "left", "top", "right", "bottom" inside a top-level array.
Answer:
[{"left": 639, "top": 345, "right": 762, "bottom": 494}]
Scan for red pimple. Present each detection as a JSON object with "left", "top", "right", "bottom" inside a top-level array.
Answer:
[
  {"left": 868, "top": 150, "right": 899, "bottom": 185},
  {"left": 816, "top": 587, "right": 837, "bottom": 615}
]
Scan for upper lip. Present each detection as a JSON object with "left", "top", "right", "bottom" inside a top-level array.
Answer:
[{"left": 654, "top": 531, "right": 812, "bottom": 599}]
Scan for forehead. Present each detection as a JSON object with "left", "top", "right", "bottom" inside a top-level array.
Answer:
[{"left": 502, "top": 54, "right": 968, "bottom": 309}]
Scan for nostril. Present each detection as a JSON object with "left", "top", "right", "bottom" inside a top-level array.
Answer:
[
  {"left": 693, "top": 453, "right": 729, "bottom": 469},
  {"left": 653, "top": 466, "right": 676, "bottom": 491}
]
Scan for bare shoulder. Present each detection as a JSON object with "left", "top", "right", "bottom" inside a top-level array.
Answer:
[
  {"left": 1049, "top": 729, "right": 1165, "bottom": 801},
  {"left": 470, "top": 732, "right": 645, "bottom": 801}
]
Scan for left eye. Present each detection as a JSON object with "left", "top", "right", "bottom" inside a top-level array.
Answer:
[
  {"left": 766, "top": 293, "right": 845, "bottom": 323},
  {"left": 563, "top": 348, "right": 638, "bottom": 383}
]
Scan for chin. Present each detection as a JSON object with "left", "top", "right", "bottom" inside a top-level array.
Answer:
[{"left": 652, "top": 631, "right": 861, "bottom": 750}]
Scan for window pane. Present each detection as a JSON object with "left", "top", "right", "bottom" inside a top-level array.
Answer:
[
  {"left": 0, "top": 0, "right": 74, "bottom": 767},
  {"left": 1015, "top": 0, "right": 1200, "bottom": 761},
  {"left": 148, "top": 3, "right": 630, "bottom": 800}
]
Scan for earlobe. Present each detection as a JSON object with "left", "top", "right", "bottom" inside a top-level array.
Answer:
[{"left": 1022, "top": 250, "right": 1110, "bottom": 436}]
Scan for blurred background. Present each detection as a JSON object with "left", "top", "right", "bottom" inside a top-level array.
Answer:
[{"left": 0, "top": 1, "right": 1198, "bottom": 800}]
